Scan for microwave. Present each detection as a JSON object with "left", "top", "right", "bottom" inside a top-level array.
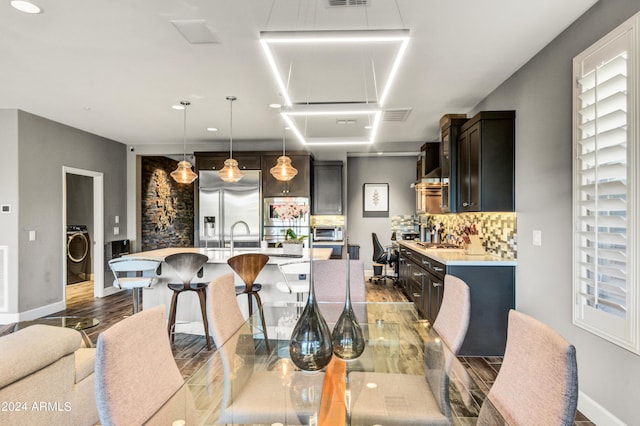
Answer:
[{"left": 313, "top": 226, "right": 344, "bottom": 241}]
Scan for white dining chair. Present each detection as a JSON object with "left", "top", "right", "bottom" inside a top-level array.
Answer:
[
  {"left": 275, "top": 259, "right": 310, "bottom": 302},
  {"left": 108, "top": 257, "right": 161, "bottom": 314},
  {"left": 432, "top": 274, "right": 471, "bottom": 354}
]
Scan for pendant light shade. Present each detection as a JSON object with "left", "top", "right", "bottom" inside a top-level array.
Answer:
[
  {"left": 219, "top": 96, "right": 244, "bottom": 182},
  {"left": 270, "top": 128, "right": 298, "bottom": 182},
  {"left": 171, "top": 101, "right": 198, "bottom": 184}
]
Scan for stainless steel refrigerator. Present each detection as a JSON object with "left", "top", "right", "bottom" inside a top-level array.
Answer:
[{"left": 198, "top": 170, "right": 261, "bottom": 248}]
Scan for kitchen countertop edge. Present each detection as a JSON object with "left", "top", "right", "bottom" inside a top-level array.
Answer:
[{"left": 397, "top": 240, "right": 517, "bottom": 266}]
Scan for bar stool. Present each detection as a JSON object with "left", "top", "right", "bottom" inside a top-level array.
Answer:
[
  {"left": 164, "top": 252, "right": 212, "bottom": 350},
  {"left": 108, "top": 258, "right": 161, "bottom": 314},
  {"left": 227, "top": 253, "right": 270, "bottom": 351}
]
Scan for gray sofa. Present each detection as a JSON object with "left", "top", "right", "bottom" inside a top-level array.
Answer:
[{"left": 0, "top": 324, "right": 99, "bottom": 425}]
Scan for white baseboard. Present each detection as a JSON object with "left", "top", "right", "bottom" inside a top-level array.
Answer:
[
  {"left": 0, "top": 312, "right": 20, "bottom": 324},
  {"left": 16, "top": 301, "right": 66, "bottom": 322},
  {"left": 578, "top": 391, "right": 625, "bottom": 426}
]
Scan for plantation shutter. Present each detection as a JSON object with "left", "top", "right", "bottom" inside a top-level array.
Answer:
[{"left": 573, "top": 13, "right": 639, "bottom": 353}]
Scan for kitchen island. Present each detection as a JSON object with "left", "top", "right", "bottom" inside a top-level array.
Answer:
[
  {"left": 396, "top": 240, "right": 516, "bottom": 356},
  {"left": 127, "top": 246, "right": 332, "bottom": 335}
]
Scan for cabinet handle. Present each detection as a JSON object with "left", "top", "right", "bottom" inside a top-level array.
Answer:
[
  {"left": 433, "top": 266, "right": 444, "bottom": 272},
  {"left": 421, "top": 259, "right": 431, "bottom": 266},
  {"left": 412, "top": 272, "right": 424, "bottom": 277},
  {"left": 432, "top": 282, "right": 443, "bottom": 288},
  {"left": 463, "top": 202, "right": 469, "bottom": 207},
  {"left": 412, "top": 293, "right": 421, "bottom": 298}
]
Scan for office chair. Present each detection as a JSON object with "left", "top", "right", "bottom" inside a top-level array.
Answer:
[{"left": 370, "top": 232, "right": 398, "bottom": 285}]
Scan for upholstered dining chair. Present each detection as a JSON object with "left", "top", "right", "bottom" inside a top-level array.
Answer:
[
  {"left": 94, "top": 305, "right": 197, "bottom": 426},
  {"left": 164, "top": 252, "right": 211, "bottom": 350},
  {"left": 432, "top": 274, "right": 471, "bottom": 354},
  {"left": 227, "top": 253, "right": 270, "bottom": 350},
  {"left": 349, "top": 334, "right": 454, "bottom": 425},
  {"left": 108, "top": 257, "right": 161, "bottom": 314},
  {"left": 477, "top": 309, "right": 578, "bottom": 425},
  {"left": 206, "top": 273, "right": 324, "bottom": 425},
  {"left": 312, "top": 259, "right": 366, "bottom": 323}
]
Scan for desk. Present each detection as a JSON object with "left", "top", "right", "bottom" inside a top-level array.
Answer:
[{"left": 146, "top": 302, "right": 504, "bottom": 425}]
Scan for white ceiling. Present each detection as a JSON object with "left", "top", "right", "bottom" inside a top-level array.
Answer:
[{"left": 0, "top": 0, "right": 597, "bottom": 154}]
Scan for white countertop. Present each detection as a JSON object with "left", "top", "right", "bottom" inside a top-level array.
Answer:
[
  {"left": 126, "top": 246, "right": 333, "bottom": 264},
  {"left": 397, "top": 240, "right": 517, "bottom": 266}
]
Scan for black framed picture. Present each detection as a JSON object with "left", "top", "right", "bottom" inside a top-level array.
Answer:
[{"left": 362, "top": 183, "right": 389, "bottom": 217}]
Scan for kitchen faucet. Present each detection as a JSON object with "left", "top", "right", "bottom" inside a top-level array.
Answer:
[{"left": 230, "top": 220, "right": 250, "bottom": 256}]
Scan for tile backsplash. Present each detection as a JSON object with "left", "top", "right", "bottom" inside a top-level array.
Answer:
[{"left": 421, "top": 212, "right": 517, "bottom": 260}]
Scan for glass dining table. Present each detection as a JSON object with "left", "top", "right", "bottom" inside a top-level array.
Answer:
[{"left": 144, "top": 302, "right": 504, "bottom": 425}]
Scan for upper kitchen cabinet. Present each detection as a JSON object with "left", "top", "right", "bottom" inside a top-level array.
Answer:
[
  {"left": 195, "top": 153, "right": 261, "bottom": 172},
  {"left": 457, "top": 111, "right": 515, "bottom": 212},
  {"left": 262, "top": 154, "right": 311, "bottom": 197},
  {"left": 439, "top": 114, "right": 468, "bottom": 213},
  {"left": 312, "top": 161, "right": 343, "bottom": 215}
]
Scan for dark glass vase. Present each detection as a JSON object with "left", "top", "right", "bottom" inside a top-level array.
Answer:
[
  {"left": 332, "top": 254, "right": 365, "bottom": 360},
  {"left": 289, "top": 257, "right": 333, "bottom": 371}
]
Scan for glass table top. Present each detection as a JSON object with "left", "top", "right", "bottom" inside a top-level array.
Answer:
[{"left": 145, "top": 302, "right": 504, "bottom": 425}]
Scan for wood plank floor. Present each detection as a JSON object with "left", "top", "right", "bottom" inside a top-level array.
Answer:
[{"left": 58, "top": 279, "right": 594, "bottom": 425}]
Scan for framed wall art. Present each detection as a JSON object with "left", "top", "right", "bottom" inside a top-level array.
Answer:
[{"left": 362, "top": 183, "right": 389, "bottom": 217}]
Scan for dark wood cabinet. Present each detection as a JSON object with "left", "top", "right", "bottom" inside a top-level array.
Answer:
[
  {"left": 312, "top": 161, "right": 343, "bottom": 215},
  {"left": 397, "top": 243, "right": 515, "bottom": 356},
  {"left": 262, "top": 155, "right": 311, "bottom": 197},
  {"left": 196, "top": 153, "right": 261, "bottom": 172},
  {"left": 457, "top": 111, "right": 515, "bottom": 212},
  {"left": 439, "top": 114, "right": 467, "bottom": 213}
]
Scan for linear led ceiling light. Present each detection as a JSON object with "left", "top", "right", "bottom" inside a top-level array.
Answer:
[
  {"left": 260, "top": 29, "right": 410, "bottom": 107},
  {"left": 281, "top": 103, "right": 382, "bottom": 146}
]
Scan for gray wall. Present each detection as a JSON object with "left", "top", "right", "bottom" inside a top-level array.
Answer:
[
  {"left": 346, "top": 156, "right": 417, "bottom": 269},
  {"left": 17, "top": 111, "right": 127, "bottom": 312},
  {"left": 472, "top": 1, "right": 640, "bottom": 422},
  {"left": 0, "top": 110, "right": 19, "bottom": 314}
]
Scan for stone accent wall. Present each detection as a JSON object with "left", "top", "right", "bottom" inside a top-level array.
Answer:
[{"left": 141, "top": 156, "right": 194, "bottom": 250}]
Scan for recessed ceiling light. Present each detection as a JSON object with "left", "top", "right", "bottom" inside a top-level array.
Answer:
[
  {"left": 206, "top": 127, "right": 218, "bottom": 132},
  {"left": 364, "top": 125, "right": 372, "bottom": 129},
  {"left": 377, "top": 152, "right": 384, "bottom": 155},
  {"left": 269, "top": 103, "right": 282, "bottom": 109},
  {"left": 171, "top": 104, "right": 185, "bottom": 110},
  {"left": 10, "top": 0, "right": 42, "bottom": 14}
]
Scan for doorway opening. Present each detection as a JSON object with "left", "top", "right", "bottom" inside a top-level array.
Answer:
[{"left": 62, "top": 167, "right": 104, "bottom": 307}]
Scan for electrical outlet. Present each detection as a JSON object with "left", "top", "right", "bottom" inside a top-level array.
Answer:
[
  {"left": 29, "top": 230, "right": 36, "bottom": 241},
  {"left": 114, "top": 226, "right": 120, "bottom": 235},
  {"left": 532, "top": 230, "right": 542, "bottom": 246}
]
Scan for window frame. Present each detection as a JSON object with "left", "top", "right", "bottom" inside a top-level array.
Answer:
[{"left": 572, "top": 12, "right": 640, "bottom": 354}]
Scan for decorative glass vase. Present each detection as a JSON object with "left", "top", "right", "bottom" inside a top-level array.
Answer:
[
  {"left": 288, "top": 257, "right": 333, "bottom": 371},
  {"left": 332, "top": 254, "right": 365, "bottom": 360}
]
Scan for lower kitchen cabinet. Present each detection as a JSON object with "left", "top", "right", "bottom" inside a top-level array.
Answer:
[{"left": 397, "top": 245, "right": 514, "bottom": 356}]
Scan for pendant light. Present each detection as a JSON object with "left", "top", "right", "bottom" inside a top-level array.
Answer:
[
  {"left": 270, "top": 128, "right": 298, "bottom": 182},
  {"left": 218, "top": 96, "right": 244, "bottom": 182},
  {"left": 170, "top": 101, "right": 198, "bottom": 184}
]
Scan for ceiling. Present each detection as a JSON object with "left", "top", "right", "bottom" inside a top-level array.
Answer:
[{"left": 0, "top": 0, "right": 597, "bottom": 154}]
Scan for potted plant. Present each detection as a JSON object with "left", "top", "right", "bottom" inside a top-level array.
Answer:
[
  {"left": 273, "top": 203, "right": 309, "bottom": 255},
  {"left": 277, "top": 228, "right": 307, "bottom": 254}
]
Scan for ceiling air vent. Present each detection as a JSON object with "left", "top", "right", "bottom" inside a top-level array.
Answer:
[
  {"left": 327, "top": 0, "right": 368, "bottom": 7},
  {"left": 383, "top": 108, "right": 412, "bottom": 122}
]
